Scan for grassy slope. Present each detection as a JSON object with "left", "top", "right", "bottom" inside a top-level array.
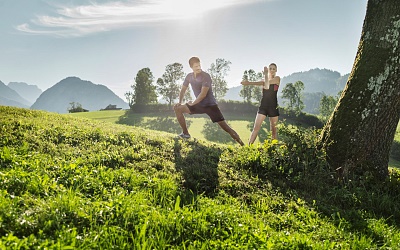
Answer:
[
  {"left": 70, "top": 110, "right": 400, "bottom": 168},
  {"left": 2, "top": 106, "right": 400, "bottom": 249},
  {"left": 69, "top": 110, "right": 259, "bottom": 145}
]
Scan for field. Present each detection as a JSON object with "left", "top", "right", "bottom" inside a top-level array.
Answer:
[
  {"left": 2, "top": 106, "right": 400, "bottom": 249},
  {"left": 69, "top": 110, "right": 262, "bottom": 145},
  {"left": 69, "top": 109, "right": 400, "bottom": 168}
]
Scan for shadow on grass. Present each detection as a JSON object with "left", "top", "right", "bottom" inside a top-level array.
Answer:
[
  {"left": 142, "top": 116, "right": 191, "bottom": 134},
  {"left": 117, "top": 110, "right": 192, "bottom": 134},
  {"left": 116, "top": 110, "right": 145, "bottom": 126},
  {"left": 173, "top": 138, "right": 222, "bottom": 197},
  {"left": 202, "top": 120, "right": 234, "bottom": 144}
]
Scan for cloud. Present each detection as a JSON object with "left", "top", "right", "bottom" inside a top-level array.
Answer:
[{"left": 16, "top": 0, "right": 265, "bottom": 37}]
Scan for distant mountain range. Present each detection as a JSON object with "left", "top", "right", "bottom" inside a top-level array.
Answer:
[
  {"left": 8, "top": 82, "right": 43, "bottom": 104},
  {"left": 31, "top": 77, "right": 128, "bottom": 113},
  {"left": 1, "top": 68, "right": 348, "bottom": 114},
  {"left": 223, "top": 68, "right": 349, "bottom": 114},
  {"left": 0, "top": 80, "right": 31, "bottom": 108}
]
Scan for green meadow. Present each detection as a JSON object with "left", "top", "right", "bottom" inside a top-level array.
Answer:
[
  {"left": 69, "top": 110, "right": 260, "bottom": 145},
  {"left": 69, "top": 109, "right": 400, "bottom": 169},
  {"left": 1, "top": 105, "right": 400, "bottom": 249},
  {"left": 69, "top": 110, "right": 311, "bottom": 145}
]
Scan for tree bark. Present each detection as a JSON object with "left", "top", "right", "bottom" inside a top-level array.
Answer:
[{"left": 320, "top": 0, "right": 400, "bottom": 179}]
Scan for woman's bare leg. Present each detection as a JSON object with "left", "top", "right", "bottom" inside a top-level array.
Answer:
[
  {"left": 269, "top": 116, "right": 279, "bottom": 140},
  {"left": 249, "top": 113, "right": 267, "bottom": 144}
]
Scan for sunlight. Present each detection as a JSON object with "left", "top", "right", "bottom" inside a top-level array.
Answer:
[
  {"left": 161, "top": 0, "right": 243, "bottom": 19},
  {"left": 16, "top": 0, "right": 263, "bottom": 37}
]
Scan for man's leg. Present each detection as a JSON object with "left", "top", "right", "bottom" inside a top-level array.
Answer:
[
  {"left": 269, "top": 116, "right": 279, "bottom": 140},
  {"left": 249, "top": 113, "right": 267, "bottom": 145},
  {"left": 174, "top": 104, "right": 191, "bottom": 135},
  {"left": 217, "top": 120, "right": 244, "bottom": 146}
]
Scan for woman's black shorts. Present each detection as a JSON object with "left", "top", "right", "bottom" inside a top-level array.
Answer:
[{"left": 258, "top": 106, "right": 279, "bottom": 117}]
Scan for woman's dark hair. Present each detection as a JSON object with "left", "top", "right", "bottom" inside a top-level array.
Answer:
[{"left": 269, "top": 63, "right": 277, "bottom": 69}]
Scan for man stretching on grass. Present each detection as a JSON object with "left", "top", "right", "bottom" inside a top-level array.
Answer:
[{"left": 174, "top": 56, "right": 244, "bottom": 146}]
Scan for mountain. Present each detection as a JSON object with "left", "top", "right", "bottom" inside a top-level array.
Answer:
[
  {"left": 0, "top": 80, "right": 30, "bottom": 108},
  {"left": 281, "top": 68, "right": 348, "bottom": 95},
  {"left": 31, "top": 77, "right": 129, "bottom": 113},
  {"left": 223, "top": 68, "right": 349, "bottom": 102},
  {"left": 221, "top": 68, "right": 350, "bottom": 114},
  {"left": 223, "top": 85, "right": 242, "bottom": 101},
  {"left": 8, "top": 82, "right": 43, "bottom": 105}
]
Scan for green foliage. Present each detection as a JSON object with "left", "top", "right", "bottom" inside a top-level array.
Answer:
[
  {"left": 319, "top": 94, "right": 339, "bottom": 121},
  {"left": 157, "top": 63, "right": 185, "bottom": 106},
  {"left": 239, "top": 69, "right": 263, "bottom": 103},
  {"left": 67, "top": 102, "right": 86, "bottom": 113},
  {"left": 281, "top": 81, "right": 305, "bottom": 115},
  {"left": 1, "top": 106, "right": 400, "bottom": 249},
  {"left": 280, "top": 108, "right": 325, "bottom": 128},
  {"left": 126, "top": 67, "right": 158, "bottom": 108},
  {"left": 207, "top": 58, "right": 231, "bottom": 101}
]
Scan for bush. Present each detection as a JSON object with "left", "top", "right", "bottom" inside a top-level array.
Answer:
[
  {"left": 218, "top": 100, "right": 258, "bottom": 113},
  {"left": 130, "top": 103, "right": 173, "bottom": 113},
  {"left": 280, "top": 108, "right": 324, "bottom": 128}
]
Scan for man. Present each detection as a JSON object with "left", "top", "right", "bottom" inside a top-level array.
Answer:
[{"left": 174, "top": 56, "right": 244, "bottom": 146}]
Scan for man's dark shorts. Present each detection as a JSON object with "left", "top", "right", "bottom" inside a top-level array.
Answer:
[
  {"left": 186, "top": 103, "right": 225, "bottom": 123},
  {"left": 258, "top": 106, "right": 279, "bottom": 117}
]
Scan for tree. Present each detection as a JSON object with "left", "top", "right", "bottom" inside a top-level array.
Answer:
[
  {"left": 320, "top": 0, "right": 400, "bottom": 179},
  {"left": 134, "top": 68, "right": 158, "bottom": 105},
  {"left": 67, "top": 102, "right": 85, "bottom": 113},
  {"left": 239, "top": 69, "right": 263, "bottom": 103},
  {"left": 125, "top": 92, "right": 134, "bottom": 109},
  {"left": 281, "top": 81, "right": 305, "bottom": 114},
  {"left": 157, "top": 63, "right": 185, "bottom": 106},
  {"left": 207, "top": 58, "right": 231, "bottom": 100},
  {"left": 319, "top": 94, "right": 338, "bottom": 121}
]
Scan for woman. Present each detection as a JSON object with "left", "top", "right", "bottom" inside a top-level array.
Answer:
[{"left": 241, "top": 63, "right": 280, "bottom": 144}]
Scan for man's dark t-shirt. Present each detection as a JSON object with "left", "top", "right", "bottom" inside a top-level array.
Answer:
[{"left": 183, "top": 71, "right": 217, "bottom": 107}]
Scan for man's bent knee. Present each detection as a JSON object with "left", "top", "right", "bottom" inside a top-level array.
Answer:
[{"left": 174, "top": 104, "right": 190, "bottom": 114}]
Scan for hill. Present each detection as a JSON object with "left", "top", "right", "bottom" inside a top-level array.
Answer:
[
  {"left": 31, "top": 76, "right": 129, "bottom": 113},
  {"left": 223, "top": 69, "right": 349, "bottom": 114},
  {"left": 1, "top": 105, "right": 400, "bottom": 248},
  {"left": 0, "top": 80, "right": 30, "bottom": 108},
  {"left": 7, "top": 81, "right": 43, "bottom": 104},
  {"left": 281, "top": 68, "right": 349, "bottom": 95}
]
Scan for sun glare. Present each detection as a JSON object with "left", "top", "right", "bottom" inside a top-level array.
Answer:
[{"left": 162, "top": 0, "right": 236, "bottom": 19}]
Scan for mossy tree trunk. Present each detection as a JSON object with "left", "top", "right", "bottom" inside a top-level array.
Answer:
[{"left": 320, "top": 0, "right": 400, "bottom": 179}]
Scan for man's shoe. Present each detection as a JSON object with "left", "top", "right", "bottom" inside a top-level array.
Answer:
[{"left": 178, "top": 133, "right": 191, "bottom": 139}]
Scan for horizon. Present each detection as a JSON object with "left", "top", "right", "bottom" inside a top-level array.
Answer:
[
  {"left": 2, "top": 66, "right": 349, "bottom": 99},
  {"left": 1, "top": 0, "right": 367, "bottom": 99}
]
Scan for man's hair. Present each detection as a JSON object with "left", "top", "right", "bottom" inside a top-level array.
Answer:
[{"left": 189, "top": 57, "right": 200, "bottom": 67}]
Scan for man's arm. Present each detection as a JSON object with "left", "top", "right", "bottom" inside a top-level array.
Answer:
[
  {"left": 188, "top": 86, "right": 209, "bottom": 106},
  {"left": 175, "top": 85, "right": 188, "bottom": 107}
]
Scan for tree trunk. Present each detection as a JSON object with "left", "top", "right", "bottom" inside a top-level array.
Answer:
[{"left": 320, "top": 0, "right": 400, "bottom": 179}]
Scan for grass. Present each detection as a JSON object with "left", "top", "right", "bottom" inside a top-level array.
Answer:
[
  {"left": 68, "top": 110, "right": 313, "bottom": 146},
  {"left": 2, "top": 105, "right": 400, "bottom": 249},
  {"left": 69, "top": 109, "right": 400, "bottom": 169}
]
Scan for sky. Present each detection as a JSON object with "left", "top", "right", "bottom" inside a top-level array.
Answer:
[{"left": 0, "top": 0, "right": 368, "bottom": 100}]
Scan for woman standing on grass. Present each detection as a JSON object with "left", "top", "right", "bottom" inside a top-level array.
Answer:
[{"left": 241, "top": 63, "right": 280, "bottom": 144}]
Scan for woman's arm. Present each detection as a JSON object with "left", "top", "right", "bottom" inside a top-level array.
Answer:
[{"left": 241, "top": 80, "right": 264, "bottom": 86}]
